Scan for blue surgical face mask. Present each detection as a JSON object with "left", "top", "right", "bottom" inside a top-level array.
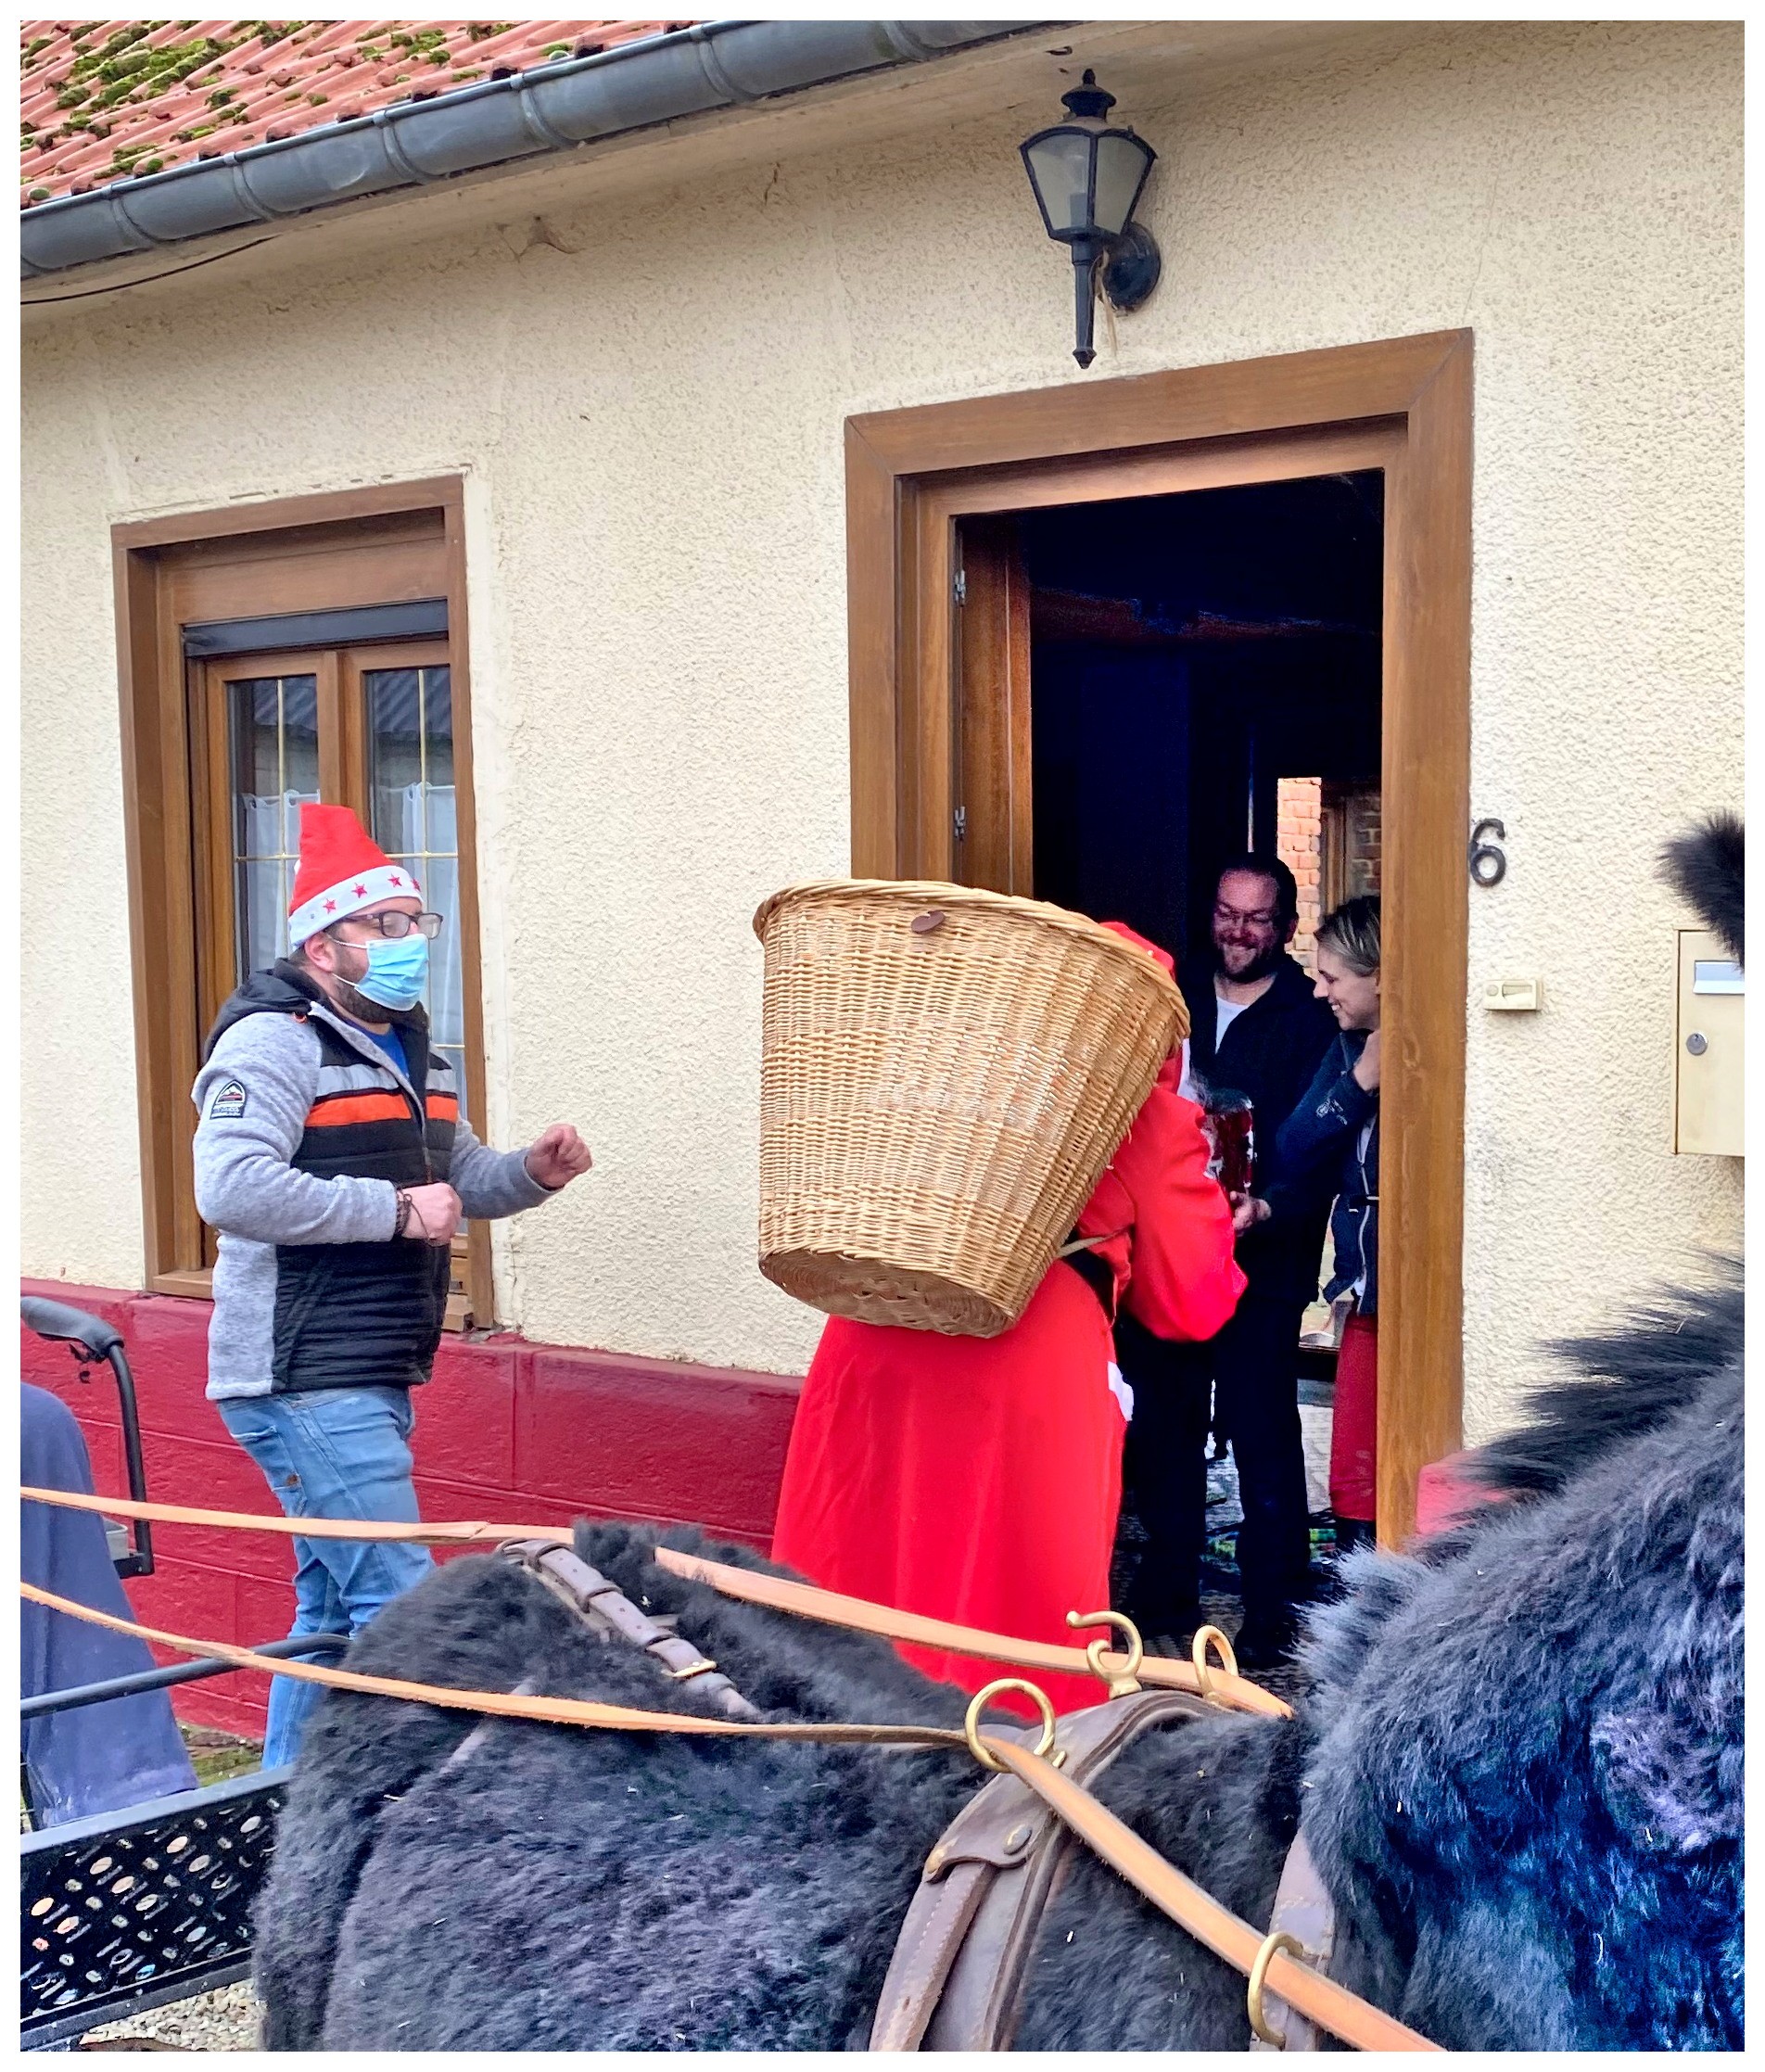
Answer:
[{"left": 350, "top": 933, "right": 429, "bottom": 1012}]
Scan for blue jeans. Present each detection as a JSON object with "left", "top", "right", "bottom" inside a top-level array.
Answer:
[{"left": 216, "top": 1386, "right": 433, "bottom": 1768}]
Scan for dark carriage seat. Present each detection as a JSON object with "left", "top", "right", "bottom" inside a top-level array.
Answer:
[{"left": 20, "top": 1382, "right": 197, "bottom": 1827}]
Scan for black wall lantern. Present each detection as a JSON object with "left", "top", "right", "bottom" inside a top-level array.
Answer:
[{"left": 1020, "top": 70, "right": 1160, "bottom": 369}]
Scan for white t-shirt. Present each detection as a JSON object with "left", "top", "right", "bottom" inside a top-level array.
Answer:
[{"left": 1213, "top": 994, "right": 1251, "bottom": 1048}]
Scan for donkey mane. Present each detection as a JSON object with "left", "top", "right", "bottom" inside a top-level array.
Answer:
[
  {"left": 1661, "top": 810, "right": 1744, "bottom": 963},
  {"left": 1466, "top": 1268, "right": 1743, "bottom": 1501}
]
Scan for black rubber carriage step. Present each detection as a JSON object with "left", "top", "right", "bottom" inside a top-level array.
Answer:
[{"left": 21, "top": 1769, "right": 291, "bottom": 2051}]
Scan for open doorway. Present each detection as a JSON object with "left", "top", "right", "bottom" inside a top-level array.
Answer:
[{"left": 957, "top": 473, "right": 1385, "bottom": 1591}]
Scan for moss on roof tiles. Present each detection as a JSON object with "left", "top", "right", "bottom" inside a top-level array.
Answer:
[{"left": 22, "top": 20, "right": 695, "bottom": 206}]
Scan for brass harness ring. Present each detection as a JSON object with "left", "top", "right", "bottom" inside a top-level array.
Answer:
[
  {"left": 963, "top": 1679, "right": 1058, "bottom": 1772},
  {"left": 1247, "top": 1928, "right": 1306, "bottom": 2047},
  {"left": 1066, "top": 1608, "right": 1145, "bottom": 1697},
  {"left": 1191, "top": 1623, "right": 1238, "bottom": 1699}
]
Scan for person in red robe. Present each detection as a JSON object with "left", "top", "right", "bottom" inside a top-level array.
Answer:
[{"left": 769, "top": 924, "right": 1248, "bottom": 1715}]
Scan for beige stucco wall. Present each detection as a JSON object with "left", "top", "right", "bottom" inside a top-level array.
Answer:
[{"left": 21, "top": 19, "right": 1740, "bottom": 1441}]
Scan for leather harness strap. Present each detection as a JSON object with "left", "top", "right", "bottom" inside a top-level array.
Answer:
[
  {"left": 439, "top": 1676, "right": 542, "bottom": 1775},
  {"left": 1250, "top": 1832, "right": 1338, "bottom": 2052},
  {"left": 649, "top": 1545, "right": 1290, "bottom": 1720},
  {"left": 498, "top": 1538, "right": 761, "bottom": 1722},
  {"left": 871, "top": 1688, "right": 1213, "bottom": 2051},
  {"left": 19, "top": 1581, "right": 971, "bottom": 1749},
  {"left": 870, "top": 1859, "right": 994, "bottom": 2052},
  {"left": 977, "top": 1736, "right": 1433, "bottom": 2053}
]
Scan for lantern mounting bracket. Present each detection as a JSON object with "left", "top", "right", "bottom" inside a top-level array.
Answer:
[{"left": 1099, "top": 221, "right": 1161, "bottom": 313}]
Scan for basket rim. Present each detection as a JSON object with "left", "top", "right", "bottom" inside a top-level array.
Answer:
[{"left": 752, "top": 876, "right": 1184, "bottom": 1006}]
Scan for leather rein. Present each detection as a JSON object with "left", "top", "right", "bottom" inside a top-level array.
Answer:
[
  {"left": 21, "top": 1488, "right": 1431, "bottom": 2053},
  {"left": 24, "top": 1485, "right": 1289, "bottom": 1717}
]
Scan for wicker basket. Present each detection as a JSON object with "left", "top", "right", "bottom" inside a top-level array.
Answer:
[{"left": 753, "top": 879, "right": 1187, "bottom": 1337}]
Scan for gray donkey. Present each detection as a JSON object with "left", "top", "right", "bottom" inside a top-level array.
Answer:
[{"left": 255, "top": 819, "right": 1742, "bottom": 2053}]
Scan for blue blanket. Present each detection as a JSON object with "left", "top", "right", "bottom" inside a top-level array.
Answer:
[{"left": 21, "top": 1382, "right": 198, "bottom": 1825}]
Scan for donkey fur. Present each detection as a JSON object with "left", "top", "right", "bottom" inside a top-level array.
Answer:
[
  {"left": 1662, "top": 811, "right": 1744, "bottom": 963},
  {"left": 256, "top": 1276, "right": 1742, "bottom": 2051}
]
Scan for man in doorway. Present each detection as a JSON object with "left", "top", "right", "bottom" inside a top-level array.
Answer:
[
  {"left": 192, "top": 804, "right": 592, "bottom": 1765},
  {"left": 1119, "top": 853, "right": 1337, "bottom": 1668}
]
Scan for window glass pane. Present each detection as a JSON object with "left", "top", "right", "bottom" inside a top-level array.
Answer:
[
  {"left": 227, "top": 675, "right": 319, "bottom": 981},
  {"left": 364, "top": 665, "right": 465, "bottom": 1112}
]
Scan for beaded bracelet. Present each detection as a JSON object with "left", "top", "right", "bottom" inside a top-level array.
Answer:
[{"left": 393, "top": 1189, "right": 414, "bottom": 1239}]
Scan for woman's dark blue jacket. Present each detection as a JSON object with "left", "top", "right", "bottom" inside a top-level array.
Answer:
[{"left": 1275, "top": 1028, "right": 1379, "bottom": 1317}]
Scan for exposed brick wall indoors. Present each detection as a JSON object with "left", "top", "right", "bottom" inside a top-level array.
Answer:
[
  {"left": 1276, "top": 775, "right": 1324, "bottom": 972},
  {"left": 1339, "top": 784, "right": 1382, "bottom": 899}
]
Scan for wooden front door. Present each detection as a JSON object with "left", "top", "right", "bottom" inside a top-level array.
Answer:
[{"left": 951, "top": 517, "right": 1035, "bottom": 896}]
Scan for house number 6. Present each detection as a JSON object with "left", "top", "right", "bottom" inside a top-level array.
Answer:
[{"left": 1468, "top": 819, "right": 1507, "bottom": 887}]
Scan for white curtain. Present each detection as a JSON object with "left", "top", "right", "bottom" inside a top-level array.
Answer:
[
  {"left": 238, "top": 789, "right": 319, "bottom": 968},
  {"left": 393, "top": 782, "right": 463, "bottom": 1051}
]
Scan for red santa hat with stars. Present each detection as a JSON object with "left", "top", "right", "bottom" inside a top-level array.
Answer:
[{"left": 286, "top": 803, "right": 420, "bottom": 947}]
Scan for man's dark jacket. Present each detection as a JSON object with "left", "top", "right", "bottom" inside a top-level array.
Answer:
[{"left": 1178, "top": 949, "right": 1339, "bottom": 1307}]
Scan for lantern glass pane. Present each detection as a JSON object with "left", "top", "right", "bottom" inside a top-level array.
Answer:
[
  {"left": 1092, "top": 132, "right": 1152, "bottom": 236},
  {"left": 1024, "top": 129, "right": 1098, "bottom": 235}
]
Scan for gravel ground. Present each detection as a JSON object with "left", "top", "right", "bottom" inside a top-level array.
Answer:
[{"left": 81, "top": 1981, "right": 262, "bottom": 2052}]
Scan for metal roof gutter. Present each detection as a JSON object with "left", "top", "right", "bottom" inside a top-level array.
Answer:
[{"left": 21, "top": 19, "right": 1043, "bottom": 281}]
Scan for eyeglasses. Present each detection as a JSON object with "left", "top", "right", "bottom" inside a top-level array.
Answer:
[
  {"left": 1213, "top": 902, "right": 1278, "bottom": 931},
  {"left": 325, "top": 911, "right": 445, "bottom": 942}
]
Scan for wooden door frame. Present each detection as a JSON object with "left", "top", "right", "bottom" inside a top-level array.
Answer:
[
  {"left": 111, "top": 477, "right": 497, "bottom": 1328},
  {"left": 844, "top": 330, "right": 1473, "bottom": 1543}
]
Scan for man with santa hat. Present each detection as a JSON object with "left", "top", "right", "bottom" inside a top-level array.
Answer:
[{"left": 192, "top": 803, "right": 591, "bottom": 1763}]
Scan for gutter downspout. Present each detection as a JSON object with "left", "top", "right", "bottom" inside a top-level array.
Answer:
[{"left": 21, "top": 19, "right": 1045, "bottom": 282}]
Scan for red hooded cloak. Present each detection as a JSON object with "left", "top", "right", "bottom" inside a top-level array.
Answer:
[{"left": 769, "top": 923, "right": 1246, "bottom": 1713}]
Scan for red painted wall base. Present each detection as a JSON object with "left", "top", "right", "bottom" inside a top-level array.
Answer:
[{"left": 22, "top": 1278, "right": 802, "bottom": 1739}]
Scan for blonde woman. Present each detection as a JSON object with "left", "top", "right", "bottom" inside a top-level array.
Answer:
[{"left": 1276, "top": 896, "right": 1381, "bottom": 1552}]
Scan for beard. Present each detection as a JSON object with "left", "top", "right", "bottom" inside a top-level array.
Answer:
[
  {"left": 1216, "top": 937, "right": 1283, "bottom": 985},
  {"left": 329, "top": 972, "right": 399, "bottom": 1025}
]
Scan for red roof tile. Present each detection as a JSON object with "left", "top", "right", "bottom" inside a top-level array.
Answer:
[{"left": 19, "top": 19, "right": 695, "bottom": 209}]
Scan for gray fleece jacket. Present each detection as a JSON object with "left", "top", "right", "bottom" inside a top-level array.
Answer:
[{"left": 192, "top": 964, "right": 550, "bottom": 1400}]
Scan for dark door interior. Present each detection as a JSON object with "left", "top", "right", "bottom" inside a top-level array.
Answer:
[{"left": 955, "top": 470, "right": 1384, "bottom": 969}]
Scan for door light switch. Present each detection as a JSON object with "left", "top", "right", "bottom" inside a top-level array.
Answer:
[{"left": 1482, "top": 977, "right": 1542, "bottom": 1011}]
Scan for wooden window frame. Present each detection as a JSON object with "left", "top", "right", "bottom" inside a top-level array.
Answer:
[
  {"left": 113, "top": 478, "right": 496, "bottom": 1328},
  {"left": 844, "top": 331, "right": 1473, "bottom": 1543}
]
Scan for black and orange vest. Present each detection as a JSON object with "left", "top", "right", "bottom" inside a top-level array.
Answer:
[{"left": 207, "top": 960, "right": 461, "bottom": 1393}]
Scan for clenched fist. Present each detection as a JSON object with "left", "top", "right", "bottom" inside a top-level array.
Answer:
[
  {"left": 401, "top": 1182, "right": 463, "bottom": 1245},
  {"left": 525, "top": 1124, "right": 593, "bottom": 1191}
]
